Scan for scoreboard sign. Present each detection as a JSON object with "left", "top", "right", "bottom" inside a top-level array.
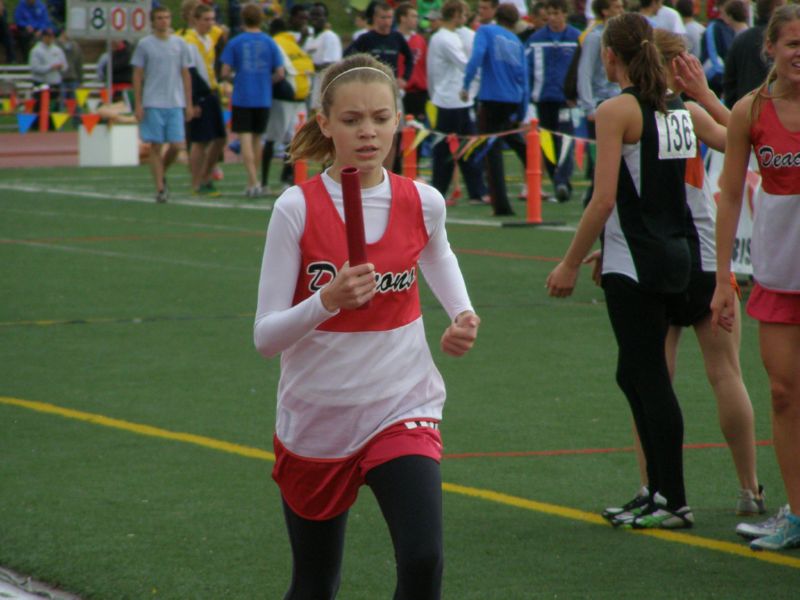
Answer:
[{"left": 68, "top": 0, "right": 152, "bottom": 40}]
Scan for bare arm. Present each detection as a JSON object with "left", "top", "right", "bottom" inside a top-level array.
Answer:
[
  {"left": 545, "top": 95, "right": 636, "bottom": 296},
  {"left": 133, "top": 65, "right": 144, "bottom": 121},
  {"left": 710, "top": 95, "right": 753, "bottom": 331},
  {"left": 686, "top": 101, "right": 726, "bottom": 152},
  {"left": 182, "top": 67, "right": 192, "bottom": 121},
  {"left": 674, "top": 52, "right": 730, "bottom": 127}
]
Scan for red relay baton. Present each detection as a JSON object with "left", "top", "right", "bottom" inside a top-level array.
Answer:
[{"left": 340, "top": 167, "right": 370, "bottom": 308}]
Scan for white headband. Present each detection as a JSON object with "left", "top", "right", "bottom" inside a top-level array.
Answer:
[{"left": 320, "top": 66, "right": 394, "bottom": 101}]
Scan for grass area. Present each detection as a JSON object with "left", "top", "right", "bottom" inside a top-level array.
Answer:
[{"left": 0, "top": 159, "right": 797, "bottom": 599}]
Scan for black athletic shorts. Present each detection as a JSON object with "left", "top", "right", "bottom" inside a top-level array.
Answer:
[
  {"left": 187, "top": 93, "right": 227, "bottom": 143},
  {"left": 669, "top": 269, "right": 715, "bottom": 327},
  {"left": 231, "top": 106, "right": 270, "bottom": 134}
]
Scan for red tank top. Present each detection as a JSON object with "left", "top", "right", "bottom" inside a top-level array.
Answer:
[
  {"left": 292, "top": 173, "right": 430, "bottom": 332},
  {"left": 751, "top": 98, "right": 800, "bottom": 196}
]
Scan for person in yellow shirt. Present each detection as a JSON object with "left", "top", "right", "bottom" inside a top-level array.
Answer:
[
  {"left": 182, "top": 3, "right": 225, "bottom": 90},
  {"left": 182, "top": 3, "right": 228, "bottom": 195},
  {"left": 261, "top": 13, "right": 315, "bottom": 191}
]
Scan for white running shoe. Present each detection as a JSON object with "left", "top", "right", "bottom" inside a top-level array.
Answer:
[
  {"left": 736, "top": 504, "right": 790, "bottom": 539},
  {"left": 750, "top": 512, "right": 800, "bottom": 551},
  {"left": 736, "top": 485, "right": 766, "bottom": 516}
]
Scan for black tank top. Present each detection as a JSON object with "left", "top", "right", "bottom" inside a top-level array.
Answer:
[{"left": 601, "top": 87, "right": 694, "bottom": 294}]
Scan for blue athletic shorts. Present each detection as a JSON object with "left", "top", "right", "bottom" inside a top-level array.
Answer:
[{"left": 140, "top": 107, "right": 185, "bottom": 144}]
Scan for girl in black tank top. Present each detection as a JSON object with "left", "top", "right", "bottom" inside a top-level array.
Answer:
[{"left": 546, "top": 13, "right": 695, "bottom": 530}]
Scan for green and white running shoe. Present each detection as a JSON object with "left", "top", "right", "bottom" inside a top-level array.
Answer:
[
  {"left": 750, "top": 512, "right": 800, "bottom": 551},
  {"left": 630, "top": 506, "right": 694, "bottom": 530},
  {"left": 603, "top": 487, "right": 667, "bottom": 527},
  {"left": 736, "top": 504, "right": 790, "bottom": 539},
  {"left": 602, "top": 486, "right": 649, "bottom": 521}
]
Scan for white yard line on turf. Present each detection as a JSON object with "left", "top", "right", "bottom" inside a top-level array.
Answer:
[
  {"left": 0, "top": 182, "right": 576, "bottom": 231},
  {"left": 0, "top": 183, "right": 272, "bottom": 211},
  {"left": 0, "top": 206, "right": 262, "bottom": 233},
  {"left": 3, "top": 239, "right": 254, "bottom": 272}
]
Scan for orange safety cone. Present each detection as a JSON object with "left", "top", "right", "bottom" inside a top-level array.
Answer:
[
  {"left": 525, "top": 118, "right": 543, "bottom": 224},
  {"left": 38, "top": 87, "right": 50, "bottom": 133},
  {"left": 401, "top": 114, "right": 417, "bottom": 180},
  {"left": 446, "top": 133, "right": 461, "bottom": 205},
  {"left": 293, "top": 112, "right": 308, "bottom": 184}
]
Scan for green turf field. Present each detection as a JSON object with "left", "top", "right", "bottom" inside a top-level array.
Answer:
[{"left": 0, "top": 160, "right": 796, "bottom": 599}]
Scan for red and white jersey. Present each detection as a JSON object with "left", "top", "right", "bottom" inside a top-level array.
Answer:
[
  {"left": 751, "top": 98, "right": 800, "bottom": 292},
  {"left": 254, "top": 169, "right": 473, "bottom": 459},
  {"left": 292, "top": 174, "right": 428, "bottom": 332},
  {"left": 684, "top": 152, "right": 717, "bottom": 272}
]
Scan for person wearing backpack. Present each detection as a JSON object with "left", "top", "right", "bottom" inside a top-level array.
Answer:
[
  {"left": 526, "top": 0, "right": 581, "bottom": 202},
  {"left": 701, "top": 0, "right": 736, "bottom": 97},
  {"left": 261, "top": 15, "right": 315, "bottom": 193}
]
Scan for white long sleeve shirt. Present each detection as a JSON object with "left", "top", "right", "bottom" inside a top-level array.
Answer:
[
  {"left": 29, "top": 41, "right": 66, "bottom": 85},
  {"left": 427, "top": 27, "right": 471, "bottom": 109},
  {"left": 254, "top": 169, "right": 473, "bottom": 458}
]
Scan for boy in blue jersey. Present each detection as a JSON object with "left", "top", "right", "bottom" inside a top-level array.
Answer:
[
  {"left": 526, "top": 0, "right": 581, "bottom": 202},
  {"left": 461, "top": 3, "right": 528, "bottom": 216},
  {"left": 221, "top": 3, "right": 285, "bottom": 197}
]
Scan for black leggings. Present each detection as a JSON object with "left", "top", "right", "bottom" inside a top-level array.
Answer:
[
  {"left": 281, "top": 455, "right": 444, "bottom": 600},
  {"left": 603, "top": 274, "right": 687, "bottom": 509}
]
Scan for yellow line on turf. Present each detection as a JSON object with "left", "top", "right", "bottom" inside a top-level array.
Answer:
[
  {"left": 0, "top": 396, "right": 274, "bottom": 462},
  {"left": 3, "top": 395, "right": 800, "bottom": 570},
  {"left": 443, "top": 482, "right": 800, "bottom": 569}
]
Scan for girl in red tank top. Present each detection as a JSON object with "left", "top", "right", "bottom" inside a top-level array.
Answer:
[
  {"left": 254, "top": 54, "right": 480, "bottom": 598},
  {"left": 711, "top": 5, "right": 800, "bottom": 551}
]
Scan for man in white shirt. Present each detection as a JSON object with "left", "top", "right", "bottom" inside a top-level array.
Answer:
[
  {"left": 29, "top": 27, "right": 65, "bottom": 86},
  {"left": 427, "top": 0, "right": 487, "bottom": 205},
  {"left": 639, "top": 0, "right": 687, "bottom": 34},
  {"left": 29, "top": 27, "right": 65, "bottom": 124},
  {"left": 303, "top": 2, "right": 342, "bottom": 109}
]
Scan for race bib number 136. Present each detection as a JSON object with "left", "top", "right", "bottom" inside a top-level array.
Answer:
[{"left": 655, "top": 109, "right": 696, "bottom": 160}]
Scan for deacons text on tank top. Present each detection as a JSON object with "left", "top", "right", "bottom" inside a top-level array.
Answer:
[
  {"left": 749, "top": 96, "right": 800, "bottom": 292},
  {"left": 293, "top": 172, "right": 430, "bottom": 331}
]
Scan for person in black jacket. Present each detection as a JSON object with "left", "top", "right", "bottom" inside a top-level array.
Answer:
[{"left": 721, "top": 0, "right": 785, "bottom": 107}]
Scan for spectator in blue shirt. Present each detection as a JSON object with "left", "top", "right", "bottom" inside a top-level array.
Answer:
[
  {"left": 14, "top": 0, "right": 51, "bottom": 60},
  {"left": 220, "top": 3, "right": 284, "bottom": 197},
  {"left": 701, "top": 0, "right": 735, "bottom": 97},
  {"left": 462, "top": 2, "right": 528, "bottom": 216},
  {"left": 526, "top": 0, "right": 581, "bottom": 202}
]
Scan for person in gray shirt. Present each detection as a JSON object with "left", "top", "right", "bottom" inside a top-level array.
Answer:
[
  {"left": 132, "top": 5, "right": 193, "bottom": 203},
  {"left": 576, "top": 0, "right": 624, "bottom": 205}
]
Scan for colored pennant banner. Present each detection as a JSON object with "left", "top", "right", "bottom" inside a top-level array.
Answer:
[
  {"left": 51, "top": 112, "right": 70, "bottom": 130},
  {"left": 76, "top": 88, "right": 91, "bottom": 108},
  {"left": 540, "top": 129, "right": 556, "bottom": 165},
  {"left": 425, "top": 101, "right": 438, "bottom": 129},
  {"left": 407, "top": 128, "right": 430, "bottom": 153},
  {"left": 16, "top": 113, "right": 37, "bottom": 134},
  {"left": 81, "top": 113, "right": 101, "bottom": 134}
]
